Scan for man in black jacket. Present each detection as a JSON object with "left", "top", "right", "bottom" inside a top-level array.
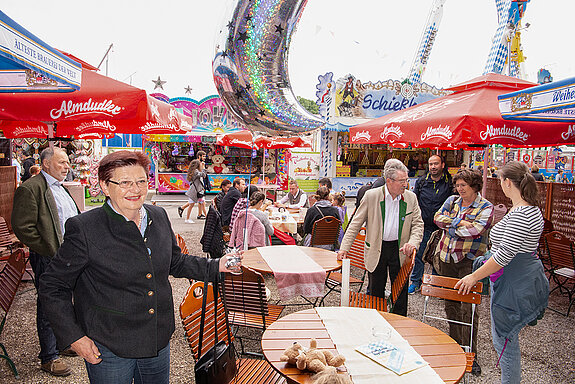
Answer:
[
  {"left": 220, "top": 177, "right": 246, "bottom": 226},
  {"left": 408, "top": 155, "right": 454, "bottom": 294}
]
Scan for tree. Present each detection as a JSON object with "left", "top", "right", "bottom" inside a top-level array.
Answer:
[{"left": 297, "top": 96, "right": 319, "bottom": 115}]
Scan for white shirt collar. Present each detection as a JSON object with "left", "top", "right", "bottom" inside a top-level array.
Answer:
[
  {"left": 384, "top": 185, "right": 401, "bottom": 202},
  {"left": 41, "top": 170, "right": 62, "bottom": 186}
]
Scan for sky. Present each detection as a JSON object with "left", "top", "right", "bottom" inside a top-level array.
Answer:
[{"left": 3, "top": 0, "right": 575, "bottom": 102}]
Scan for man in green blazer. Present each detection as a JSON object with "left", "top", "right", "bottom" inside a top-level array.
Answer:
[
  {"left": 338, "top": 159, "right": 423, "bottom": 316},
  {"left": 12, "top": 147, "right": 79, "bottom": 377}
]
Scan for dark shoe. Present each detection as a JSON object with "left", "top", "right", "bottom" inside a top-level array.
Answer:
[
  {"left": 471, "top": 359, "right": 481, "bottom": 376},
  {"left": 197, "top": 215, "right": 206, "bottom": 220},
  {"left": 41, "top": 358, "right": 71, "bottom": 377},
  {"left": 177, "top": 206, "right": 184, "bottom": 218},
  {"left": 60, "top": 348, "right": 78, "bottom": 357}
]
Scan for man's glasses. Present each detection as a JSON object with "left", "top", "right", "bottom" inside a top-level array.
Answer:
[
  {"left": 108, "top": 179, "right": 148, "bottom": 189},
  {"left": 391, "top": 178, "right": 408, "bottom": 185}
]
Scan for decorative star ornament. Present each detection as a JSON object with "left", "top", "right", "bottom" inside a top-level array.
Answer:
[
  {"left": 152, "top": 76, "right": 166, "bottom": 90},
  {"left": 184, "top": 85, "right": 193, "bottom": 95},
  {"left": 275, "top": 24, "right": 284, "bottom": 34}
]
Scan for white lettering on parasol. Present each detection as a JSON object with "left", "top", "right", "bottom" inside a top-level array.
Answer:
[
  {"left": 380, "top": 125, "right": 404, "bottom": 142},
  {"left": 50, "top": 99, "right": 123, "bottom": 119},
  {"left": 561, "top": 125, "right": 575, "bottom": 141},
  {"left": 75, "top": 121, "right": 117, "bottom": 132},
  {"left": 77, "top": 133, "right": 105, "bottom": 139},
  {"left": 140, "top": 122, "right": 179, "bottom": 133},
  {"left": 480, "top": 125, "right": 529, "bottom": 142},
  {"left": 351, "top": 130, "right": 371, "bottom": 143},
  {"left": 230, "top": 138, "right": 253, "bottom": 147},
  {"left": 12, "top": 125, "right": 48, "bottom": 137},
  {"left": 420, "top": 125, "right": 452, "bottom": 141}
]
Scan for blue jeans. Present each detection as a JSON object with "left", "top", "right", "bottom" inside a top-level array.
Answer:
[
  {"left": 491, "top": 300, "right": 521, "bottom": 384},
  {"left": 410, "top": 227, "right": 433, "bottom": 287},
  {"left": 29, "top": 251, "right": 59, "bottom": 364},
  {"left": 85, "top": 341, "right": 170, "bottom": 384}
]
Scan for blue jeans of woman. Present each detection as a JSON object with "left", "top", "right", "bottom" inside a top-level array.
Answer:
[
  {"left": 491, "top": 298, "right": 521, "bottom": 384},
  {"left": 85, "top": 341, "right": 170, "bottom": 384}
]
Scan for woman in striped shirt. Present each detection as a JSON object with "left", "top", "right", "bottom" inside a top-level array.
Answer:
[{"left": 456, "top": 161, "right": 548, "bottom": 384}]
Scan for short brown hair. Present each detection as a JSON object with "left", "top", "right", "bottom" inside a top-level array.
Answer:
[
  {"left": 453, "top": 169, "right": 483, "bottom": 193},
  {"left": 314, "top": 186, "right": 331, "bottom": 201},
  {"left": 98, "top": 151, "right": 150, "bottom": 184}
]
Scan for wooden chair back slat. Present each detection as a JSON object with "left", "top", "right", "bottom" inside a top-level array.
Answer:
[
  {"left": 545, "top": 231, "right": 575, "bottom": 269},
  {"left": 391, "top": 249, "right": 416, "bottom": 305},
  {"left": 347, "top": 227, "right": 367, "bottom": 270},
  {"left": 0, "top": 249, "right": 26, "bottom": 314},
  {"left": 310, "top": 216, "right": 341, "bottom": 247},
  {"left": 421, "top": 274, "right": 482, "bottom": 305},
  {"left": 223, "top": 268, "right": 269, "bottom": 316},
  {"left": 349, "top": 291, "right": 387, "bottom": 312},
  {"left": 179, "top": 281, "right": 231, "bottom": 360}
]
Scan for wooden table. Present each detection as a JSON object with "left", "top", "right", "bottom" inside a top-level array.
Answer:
[
  {"left": 242, "top": 246, "right": 341, "bottom": 275},
  {"left": 261, "top": 309, "right": 466, "bottom": 384}
]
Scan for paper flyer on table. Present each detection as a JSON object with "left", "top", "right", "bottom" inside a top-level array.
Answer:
[{"left": 355, "top": 339, "right": 428, "bottom": 375}]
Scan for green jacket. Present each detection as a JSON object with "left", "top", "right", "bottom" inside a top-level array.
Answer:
[{"left": 12, "top": 173, "right": 78, "bottom": 257}]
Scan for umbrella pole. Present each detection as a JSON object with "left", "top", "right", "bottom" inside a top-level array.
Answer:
[
  {"left": 482, "top": 146, "right": 488, "bottom": 196},
  {"left": 48, "top": 122, "right": 55, "bottom": 149}
]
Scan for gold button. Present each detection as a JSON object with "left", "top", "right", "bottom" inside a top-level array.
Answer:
[
  {"left": 148, "top": 290, "right": 154, "bottom": 296},
  {"left": 148, "top": 308, "right": 155, "bottom": 314},
  {"left": 146, "top": 273, "right": 152, "bottom": 279}
]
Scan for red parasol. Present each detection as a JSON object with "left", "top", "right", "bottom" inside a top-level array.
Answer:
[
  {"left": 216, "top": 130, "right": 311, "bottom": 149},
  {"left": 0, "top": 68, "right": 187, "bottom": 138},
  {"left": 349, "top": 74, "right": 575, "bottom": 149}
]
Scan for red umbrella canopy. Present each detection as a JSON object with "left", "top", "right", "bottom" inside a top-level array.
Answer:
[
  {"left": 0, "top": 68, "right": 185, "bottom": 138},
  {"left": 350, "top": 73, "right": 575, "bottom": 149},
  {"left": 217, "top": 130, "right": 311, "bottom": 149}
]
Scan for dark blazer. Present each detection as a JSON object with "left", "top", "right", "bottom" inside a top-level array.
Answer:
[
  {"left": 220, "top": 186, "right": 241, "bottom": 226},
  {"left": 12, "top": 172, "right": 78, "bottom": 257},
  {"left": 39, "top": 203, "right": 220, "bottom": 359}
]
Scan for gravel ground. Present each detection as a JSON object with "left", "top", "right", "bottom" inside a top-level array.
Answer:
[{"left": 1, "top": 199, "right": 574, "bottom": 383}]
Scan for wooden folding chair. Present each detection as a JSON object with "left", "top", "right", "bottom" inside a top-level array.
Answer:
[
  {"left": 421, "top": 274, "right": 482, "bottom": 384},
  {"left": 537, "top": 219, "right": 554, "bottom": 274},
  {"left": 545, "top": 231, "right": 575, "bottom": 316},
  {"left": 320, "top": 227, "right": 367, "bottom": 306},
  {"left": 310, "top": 216, "right": 341, "bottom": 249},
  {"left": 222, "top": 267, "right": 284, "bottom": 355},
  {"left": 0, "top": 217, "right": 23, "bottom": 261},
  {"left": 179, "top": 281, "right": 286, "bottom": 384},
  {"left": 0, "top": 249, "right": 27, "bottom": 378},
  {"left": 347, "top": 249, "right": 416, "bottom": 312}
]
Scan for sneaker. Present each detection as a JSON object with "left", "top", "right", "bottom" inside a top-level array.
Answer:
[
  {"left": 184, "top": 219, "right": 195, "bottom": 224},
  {"left": 177, "top": 206, "right": 184, "bottom": 218},
  {"left": 41, "top": 358, "right": 71, "bottom": 377},
  {"left": 471, "top": 359, "right": 482, "bottom": 376},
  {"left": 197, "top": 215, "right": 206, "bottom": 220},
  {"left": 408, "top": 283, "right": 420, "bottom": 295}
]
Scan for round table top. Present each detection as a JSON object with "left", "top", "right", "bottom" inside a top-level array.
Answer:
[
  {"left": 241, "top": 246, "right": 341, "bottom": 275},
  {"left": 261, "top": 309, "right": 466, "bottom": 384}
]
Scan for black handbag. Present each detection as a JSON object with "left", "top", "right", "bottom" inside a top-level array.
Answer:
[
  {"left": 194, "top": 270, "right": 237, "bottom": 384},
  {"left": 422, "top": 229, "right": 442, "bottom": 265},
  {"left": 204, "top": 175, "right": 212, "bottom": 191}
]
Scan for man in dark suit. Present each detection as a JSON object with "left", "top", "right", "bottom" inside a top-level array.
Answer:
[
  {"left": 220, "top": 177, "right": 246, "bottom": 226},
  {"left": 12, "top": 147, "right": 80, "bottom": 376}
]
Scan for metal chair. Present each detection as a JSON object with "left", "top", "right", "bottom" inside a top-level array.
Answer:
[
  {"left": 179, "top": 280, "right": 285, "bottom": 384},
  {"left": 544, "top": 231, "right": 575, "bottom": 316},
  {"left": 421, "top": 274, "right": 483, "bottom": 384}
]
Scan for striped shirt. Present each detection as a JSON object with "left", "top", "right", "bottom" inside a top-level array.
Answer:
[
  {"left": 490, "top": 206, "right": 543, "bottom": 267},
  {"left": 434, "top": 194, "right": 494, "bottom": 263}
]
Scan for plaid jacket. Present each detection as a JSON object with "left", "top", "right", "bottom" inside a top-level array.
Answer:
[
  {"left": 434, "top": 194, "right": 494, "bottom": 263},
  {"left": 229, "top": 197, "right": 247, "bottom": 232}
]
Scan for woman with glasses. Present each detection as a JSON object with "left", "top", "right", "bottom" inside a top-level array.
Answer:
[
  {"left": 433, "top": 169, "right": 494, "bottom": 376},
  {"left": 39, "top": 151, "right": 239, "bottom": 384}
]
